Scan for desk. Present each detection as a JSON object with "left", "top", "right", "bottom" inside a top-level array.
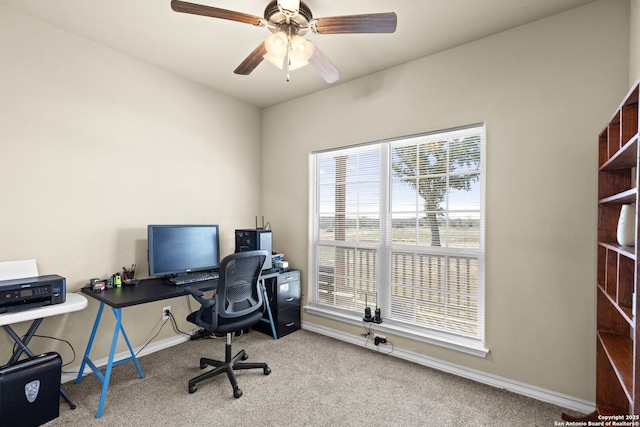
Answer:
[
  {"left": 76, "top": 278, "right": 216, "bottom": 418},
  {"left": 0, "top": 293, "right": 88, "bottom": 409},
  {"left": 76, "top": 277, "right": 277, "bottom": 418}
]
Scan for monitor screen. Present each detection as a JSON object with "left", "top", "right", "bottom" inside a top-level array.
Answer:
[{"left": 148, "top": 224, "right": 220, "bottom": 277}]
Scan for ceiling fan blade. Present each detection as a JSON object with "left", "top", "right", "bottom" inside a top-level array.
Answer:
[
  {"left": 311, "top": 12, "right": 397, "bottom": 34},
  {"left": 171, "top": 0, "right": 265, "bottom": 27},
  {"left": 309, "top": 46, "right": 342, "bottom": 84},
  {"left": 234, "top": 43, "right": 268, "bottom": 75}
]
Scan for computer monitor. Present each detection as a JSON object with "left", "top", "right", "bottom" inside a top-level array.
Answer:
[{"left": 147, "top": 224, "right": 220, "bottom": 278}]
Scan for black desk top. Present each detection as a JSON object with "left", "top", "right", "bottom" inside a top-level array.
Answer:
[{"left": 80, "top": 277, "right": 217, "bottom": 309}]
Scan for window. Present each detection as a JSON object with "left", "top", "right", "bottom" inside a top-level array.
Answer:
[{"left": 310, "top": 124, "right": 485, "bottom": 348}]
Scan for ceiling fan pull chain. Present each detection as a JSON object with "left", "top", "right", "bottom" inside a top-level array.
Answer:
[
  {"left": 285, "top": 34, "right": 292, "bottom": 82},
  {"left": 285, "top": 56, "right": 291, "bottom": 82}
]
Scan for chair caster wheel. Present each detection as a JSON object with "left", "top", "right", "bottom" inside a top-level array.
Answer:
[
  {"left": 188, "top": 384, "right": 197, "bottom": 394},
  {"left": 199, "top": 362, "right": 207, "bottom": 369},
  {"left": 241, "top": 353, "right": 249, "bottom": 361},
  {"left": 234, "top": 388, "right": 242, "bottom": 398},
  {"left": 264, "top": 367, "right": 271, "bottom": 375}
]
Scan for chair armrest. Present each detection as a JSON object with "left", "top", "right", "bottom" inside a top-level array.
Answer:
[{"left": 183, "top": 287, "right": 215, "bottom": 308}]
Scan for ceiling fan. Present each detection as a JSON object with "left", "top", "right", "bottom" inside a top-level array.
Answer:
[{"left": 170, "top": 0, "right": 397, "bottom": 83}]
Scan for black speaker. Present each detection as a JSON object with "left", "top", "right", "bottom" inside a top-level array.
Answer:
[
  {"left": 0, "top": 352, "right": 62, "bottom": 427},
  {"left": 235, "top": 229, "right": 272, "bottom": 270}
]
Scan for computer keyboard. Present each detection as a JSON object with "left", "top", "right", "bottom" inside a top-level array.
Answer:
[{"left": 169, "top": 271, "right": 219, "bottom": 286}]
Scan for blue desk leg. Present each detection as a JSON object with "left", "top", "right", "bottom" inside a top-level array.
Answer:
[
  {"left": 112, "top": 306, "right": 144, "bottom": 378},
  {"left": 260, "top": 279, "right": 278, "bottom": 339},
  {"left": 76, "top": 302, "right": 105, "bottom": 384},
  {"left": 76, "top": 302, "right": 144, "bottom": 418}
]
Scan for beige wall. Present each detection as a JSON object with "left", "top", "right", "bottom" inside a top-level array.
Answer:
[
  {"left": 0, "top": 7, "right": 262, "bottom": 360},
  {"left": 261, "top": 0, "right": 629, "bottom": 401}
]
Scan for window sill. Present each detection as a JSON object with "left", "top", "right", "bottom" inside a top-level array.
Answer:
[{"left": 303, "top": 304, "right": 489, "bottom": 358}]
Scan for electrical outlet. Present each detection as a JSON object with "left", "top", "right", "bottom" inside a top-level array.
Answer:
[
  {"left": 374, "top": 333, "right": 387, "bottom": 346},
  {"left": 162, "top": 306, "right": 171, "bottom": 320}
]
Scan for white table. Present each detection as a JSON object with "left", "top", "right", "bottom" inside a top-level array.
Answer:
[{"left": 0, "top": 292, "right": 87, "bottom": 409}]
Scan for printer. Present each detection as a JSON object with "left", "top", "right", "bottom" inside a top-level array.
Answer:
[{"left": 0, "top": 275, "right": 66, "bottom": 313}]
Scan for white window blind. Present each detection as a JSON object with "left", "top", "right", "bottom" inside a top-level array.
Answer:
[
  {"left": 388, "top": 127, "right": 483, "bottom": 337},
  {"left": 311, "top": 124, "right": 484, "bottom": 341},
  {"left": 316, "top": 146, "right": 381, "bottom": 309}
]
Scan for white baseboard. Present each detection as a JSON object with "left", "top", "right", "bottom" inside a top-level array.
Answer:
[
  {"left": 61, "top": 334, "right": 190, "bottom": 384},
  {"left": 301, "top": 321, "right": 595, "bottom": 415}
]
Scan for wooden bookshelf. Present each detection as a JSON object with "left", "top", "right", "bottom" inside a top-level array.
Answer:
[
  {"left": 569, "top": 81, "right": 640, "bottom": 419},
  {"left": 565, "top": 80, "right": 639, "bottom": 420}
]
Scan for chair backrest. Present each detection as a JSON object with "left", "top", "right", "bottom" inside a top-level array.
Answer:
[{"left": 215, "top": 250, "right": 268, "bottom": 319}]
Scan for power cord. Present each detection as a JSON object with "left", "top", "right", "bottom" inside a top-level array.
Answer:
[
  {"left": 135, "top": 318, "right": 169, "bottom": 357},
  {"left": 167, "top": 311, "right": 191, "bottom": 337},
  {"left": 14, "top": 334, "right": 77, "bottom": 370},
  {"left": 361, "top": 321, "right": 373, "bottom": 346},
  {"left": 376, "top": 340, "right": 395, "bottom": 356},
  {"left": 360, "top": 321, "right": 395, "bottom": 355},
  {"left": 134, "top": 310, "right": 192, "bottom": 357}
]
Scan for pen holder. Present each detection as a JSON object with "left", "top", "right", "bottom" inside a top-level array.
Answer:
[{"left": 122, "top": 269, "right": 135, "bottom": 281}]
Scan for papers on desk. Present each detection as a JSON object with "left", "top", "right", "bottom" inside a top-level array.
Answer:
[{"left": 0, "top": 259, "right": 38, "bottom": 281}]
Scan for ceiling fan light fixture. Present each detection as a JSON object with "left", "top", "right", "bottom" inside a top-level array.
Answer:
[
  {"left": 264, "top": 31, "right": 288, "bottom": 58},
  {"left": 277, "top": 0, "right": 300, "bottom": 18},
  {"left": 264, "top": 32, "right": 313, "bottom": 77},
  {"left": 263, "top": 53, "right": 307, "bottom": 72},
  {"left": 290, "top": 35, "right": 314, "bottom": 63},
  {"left": 263, "top": 34, "right": 312, "bottom": 79},
  {"left": 263, "top": 52, "right": 285, "bottom": 69}
]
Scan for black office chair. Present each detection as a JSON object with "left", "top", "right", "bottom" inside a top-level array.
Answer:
[{"left": 184, "top": 250, "right": 271, "bottom": 398}]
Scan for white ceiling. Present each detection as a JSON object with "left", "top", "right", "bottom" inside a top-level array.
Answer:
[{"left": 1, "top": 0, "right": 597, "bottom": 108}]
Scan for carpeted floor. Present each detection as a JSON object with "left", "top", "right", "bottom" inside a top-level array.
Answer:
[{"left": 47, "top": 329, "right": 574, "bottom": 426}]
